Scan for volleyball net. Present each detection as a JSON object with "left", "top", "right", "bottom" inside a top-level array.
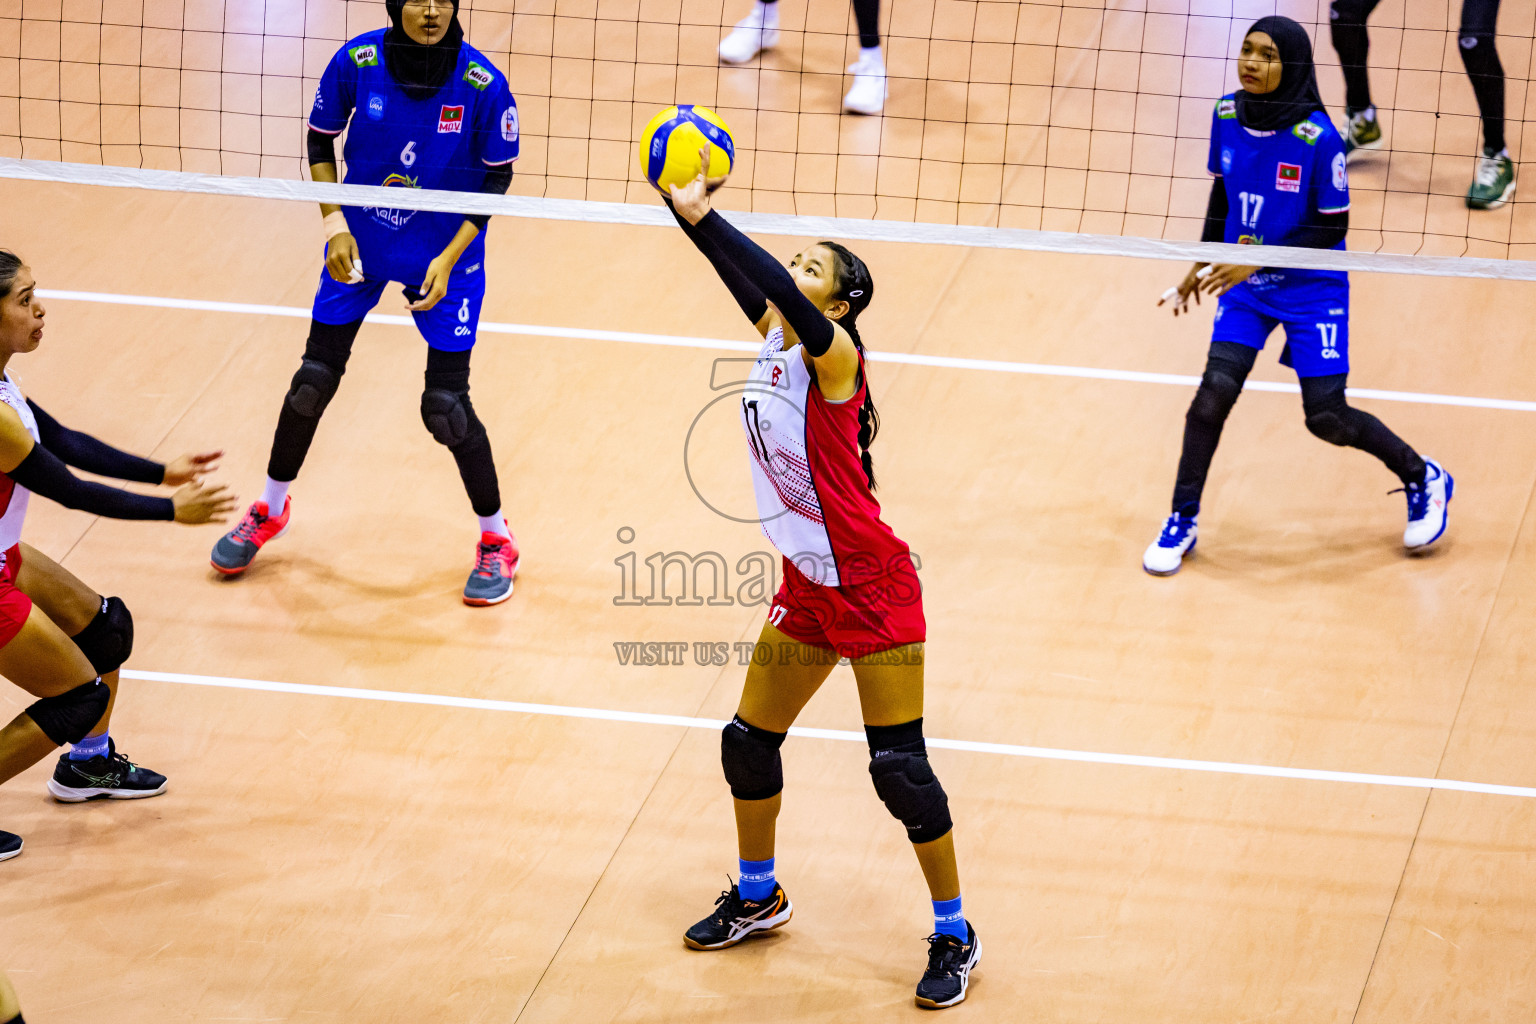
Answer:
[{"left": 2, "top": 0, "right": 1535, "bottom": 270}]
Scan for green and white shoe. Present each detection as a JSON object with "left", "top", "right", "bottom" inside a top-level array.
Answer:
[
  {"left": 1344, "top": 106, "right": 1383, "bottom": 160},
  {"left": 1467, "top": 147, "right": 1516, "bottom": 209}
]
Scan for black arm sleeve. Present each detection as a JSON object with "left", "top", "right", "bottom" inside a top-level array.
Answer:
[
  {"left": 665, "top": 200, "right": 769, "bottom": 325},
  {"left": 307, "top": 127, "right": 338, "bottom": 168},
  {"left": 466, "top": 163, "right": 514, "bottom": 232},
  {"left": 8, "top": 445, "right": 174, "bottom": 521},
  {"left": 1278, "top": 209, "right": 1349, "bottom": 250},
  {"left": 27, "top": 402, "right": 163, "bottom": 485},
  {"left": 691, "top": 209, "right": 834, "bottom": 356},
  {"left": 1201, "top": 177, "right": 1229, "bottom": 243}
]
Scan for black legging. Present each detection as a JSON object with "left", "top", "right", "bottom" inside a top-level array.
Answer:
[
  {"left": 1331, "top": 0, "right": 1505, "bottom": 150},
  {"left": 266, "top": 319, "right": 502, "bottom": 517},
  {"left": 1171, "top": 341, "right": 1426, "bottom": 515},
  {"left": 758, "top": 0, "right": 880, "bottom": 48}
]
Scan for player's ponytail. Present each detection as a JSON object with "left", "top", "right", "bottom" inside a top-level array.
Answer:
[
  {"left": 0, "top": 251, "right": 21, "bottom": 299},
  {"left": 820, "top": 241, "right": 880, "bottom": 492}
]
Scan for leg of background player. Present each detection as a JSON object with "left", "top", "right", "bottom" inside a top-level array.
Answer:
[
  {"left": 1460, "top": 0, "right": 1516, "bottom": 207},
  {"left": 210, "top": 318, "right": 362, "bottom": 575},
  {"left": 844, "top": 0, "right": 887, "bottom": 114},
  {"left": 718, "top": 0, "right": 779, "bottom": 64},
  {"left": 1298, "top": 375, "right": 1452, "bottom": 548},
  {"left": 1330, "top": 0, "right": 1386, "bottom": 155},
  {"left": 1144, "top": 341, "right": 1259, "bottom": 576},
  {"left": 421, "top": 348, "right": 519, "bottom": 606}
]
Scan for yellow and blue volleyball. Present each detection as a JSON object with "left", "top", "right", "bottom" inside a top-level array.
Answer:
[{"left": 639, "top": 105, "right": 735, "bottom": 193}]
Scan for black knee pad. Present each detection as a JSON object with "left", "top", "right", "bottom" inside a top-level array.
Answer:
[
  {"left": 421, "top": 388, "right": 473, "bottom": 447},
  {"left": 1187, "top": 368, "right": 1243, "bottom": 427},
  {"left": 867, "top": 719, "right": 953, "bottom": 844},
  {"left": 71, "top": 596, "right": 133, "bottom": 675},
  {"left": 721, "top": 714, "right": 787, "bottom": 800},
  {"left": 286, "top": 357, "right": 341, "bottom": 418},
  {"left": 25, "top": 679, "right": 110, "bottom": 746},
  {"left": 1458, "top": 31, "right": 1499, "bottom": 67},
  {"left": 1305, "top": 408, "right": 1362, "bottom": 446},
  {"left": 1329, "top": 0, "right": 1375, "bottom": 25}
]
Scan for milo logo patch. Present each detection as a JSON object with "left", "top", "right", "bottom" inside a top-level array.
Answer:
[{"left": 464, "top": 62, "right": 494, "bottom": 90}]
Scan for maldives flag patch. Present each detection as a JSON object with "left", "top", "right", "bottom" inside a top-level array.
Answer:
[
  {"left": 1275, "top": 162, "right": 1302, "bottom": 192},
  {"left": 438, "top": 105, "right": 465, "bottom": 133}
]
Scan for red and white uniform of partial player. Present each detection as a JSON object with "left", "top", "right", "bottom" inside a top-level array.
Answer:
[
  {"left": 0, "top": 373, "right": 39, "bottom": 559},
  {"left": 741, "top": 326, "right": 912, "bottom": 587}
]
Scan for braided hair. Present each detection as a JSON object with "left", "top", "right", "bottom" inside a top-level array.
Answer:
[
  {"left": 0, "top": 251, "right": 21, "bottom": 299},
  {"left": 817, "top": 241, "right": 879, "bottom": 491}
]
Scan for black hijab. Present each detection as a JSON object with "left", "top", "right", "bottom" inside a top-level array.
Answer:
[
  {"left": 384, "top": 0, "right": 465, "bottom": 101},
  {"left": 1234, "top": 16, "right": 1326, "bottom": 132}
]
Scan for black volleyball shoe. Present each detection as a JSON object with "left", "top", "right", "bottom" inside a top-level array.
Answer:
[
  {"left": 683, "top": 882, "right": 793, "bottom": 950},
  {"left": 48, "top": 740, "right": 168, "bottom": 802},
  {"left": 915, "top": 921, "right": 982, "bottom": 1009}
]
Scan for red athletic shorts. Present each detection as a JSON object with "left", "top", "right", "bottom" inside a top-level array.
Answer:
[
  {"left": 768, "top": 554, "right": 926, "bottom": 660},
  {"left": 0, "top": 544, "right": 30, "bottom": 648}
]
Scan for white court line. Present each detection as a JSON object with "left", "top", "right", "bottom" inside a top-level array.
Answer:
[
  {"left": 7, "top": 157, "right": 1536, "bottom": 281},
  {"left": 37, "top": 288, "right": 1536, "bottom": 413},
  {"left": 121, "top": 669, "right": 1536, "bottom": 799}
]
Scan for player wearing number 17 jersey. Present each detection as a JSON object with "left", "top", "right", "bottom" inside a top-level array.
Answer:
[
  {"left": 211, "top": 0, "right": 524, "bottom": 604},
  {"left": 1145, "top": 16, "right": 1450, "bottom": 576}
]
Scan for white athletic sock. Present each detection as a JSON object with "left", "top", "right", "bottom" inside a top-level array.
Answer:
[
  {"left": 478, "top": 512, "right": 510, "bottom": 539},
  {"left": 260, "top": 477, "right": 290, "bottom": 513},
  {"left": 859, "top": 45, "right": 884, "bottom": 70}
]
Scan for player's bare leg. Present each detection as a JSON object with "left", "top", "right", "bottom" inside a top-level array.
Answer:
[
  {"left": 16, "top": 545, "right": 167, "bottom": 802},
  {"left": 853, "top": 645, "right": 979, "bottom": 1008}
]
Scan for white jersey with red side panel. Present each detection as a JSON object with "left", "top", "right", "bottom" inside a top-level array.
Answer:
[
  {"left": 0, "top": 372, "right": 39, "bottom": 558},
  {"left": 740, "top": 325, "right": 911, "bottom": 588}
]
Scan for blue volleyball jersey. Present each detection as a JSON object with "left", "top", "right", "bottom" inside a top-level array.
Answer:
[
  {"left": 1207, "top": 94, "right": 1349, "bottom": 300},
  {"left": 308, "top": 30, "right": 518, "bottom": 273}
]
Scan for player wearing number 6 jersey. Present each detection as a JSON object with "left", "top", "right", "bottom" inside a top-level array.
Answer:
[
  {"left": 1147, "top": 17, "right": 1450, "bottom": 576},
  {"left": 211, "top": 0, "right": 523, "bottom": 604}
]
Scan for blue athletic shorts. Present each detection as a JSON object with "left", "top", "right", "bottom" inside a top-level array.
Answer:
[
  {"left": 311, "top": 250, "right": 486, "bottom": 353},
  {"left": 1211, "top": 283, "right": 1349, "bottom": 378}
]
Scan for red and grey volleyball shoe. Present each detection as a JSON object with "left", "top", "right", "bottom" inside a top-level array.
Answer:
[
  {"left": 210, "top": 497, "right": 291, "bottom": 576},
  {"left": 463, "top": 529, "right": 520, "bottom": 606}
]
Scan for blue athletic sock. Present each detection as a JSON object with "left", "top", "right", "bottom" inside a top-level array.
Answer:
[
  {"left": 933, "top": 895, "right": 966, "bottom": 939},
  {"left": 738, "top": 857, "right": 776, "bottom": 901},
  {"left": 69, "top": 731, "right": 109, "bottom": 761}
]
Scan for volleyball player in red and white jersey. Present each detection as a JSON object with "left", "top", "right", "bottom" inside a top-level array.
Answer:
[
  {"left": 0, "top": 251, "right": 234, "bottom": 863},
  {"left": 664, "top": 152, "right": 980, "bottom": 1009}
]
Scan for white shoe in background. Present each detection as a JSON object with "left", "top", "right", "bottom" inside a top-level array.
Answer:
[
  {"left": 843, "top": 50, "right": 887, "bottom": 114},
  {"left": 719, "top": 2, "right": 779, "bottom": 64}
]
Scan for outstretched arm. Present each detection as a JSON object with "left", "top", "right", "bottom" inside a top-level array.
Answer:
[
  {"left": 0, "top": 406, "right": 232, "bottom": 523},
  {"left": 27, "top": 401, "right": 164, "bottom": 484},
  {"left": 9, "top": 445, "right": 174, "bottom": 520},
  {"left": 669, "top": 186, "right": 835, "bottom": 355},
  {"left": 665, "top": 197, "right": 771, "bottom": 331}
]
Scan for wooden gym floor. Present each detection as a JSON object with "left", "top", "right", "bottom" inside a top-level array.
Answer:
[{"left": 1, "top": 177, "right": 1536, "bottom": 1021}]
